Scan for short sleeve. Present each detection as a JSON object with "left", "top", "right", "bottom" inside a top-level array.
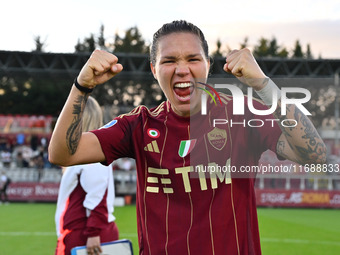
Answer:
[{"left": 90, "top": 117, "right": 134, "bottom": 165}]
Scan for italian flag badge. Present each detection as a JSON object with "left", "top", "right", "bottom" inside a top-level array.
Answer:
[{"left": 178, "top": 139, "right": 197, "bottom": 158}]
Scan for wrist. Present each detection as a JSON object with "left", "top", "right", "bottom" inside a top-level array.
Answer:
[
  {"left": 84, "top": 227, "right": 101, "bottom": 237},
  {"left": 255, "top": 79, "right": 281, "bottom": 105},
  {"left": 251, "top": 76, "right": 269, "bottom": 91},
  {"left": 74, "top": 77, "right": 93, "bottom": 94}
]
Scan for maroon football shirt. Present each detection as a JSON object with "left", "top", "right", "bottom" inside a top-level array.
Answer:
[{"left": 92, "top": 94, "right": 282, "bottom": 255}]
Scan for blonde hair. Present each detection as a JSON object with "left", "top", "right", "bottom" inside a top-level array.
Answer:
[{"left": 82, "top": 96, "right": 103, "bottom": 132}]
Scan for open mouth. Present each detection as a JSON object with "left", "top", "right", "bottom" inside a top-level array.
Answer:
[{"left": 173, "top": 82, "right": 194, "bottom": 102}]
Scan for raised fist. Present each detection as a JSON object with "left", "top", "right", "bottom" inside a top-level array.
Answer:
[
  {"left": 77, "top": 50, "right": 123, "bottom": 89},
  {"left": 224, "top": 48, "right": 267, "bottom": 90}
]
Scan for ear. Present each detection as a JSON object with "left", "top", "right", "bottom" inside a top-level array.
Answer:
[
  {"left": 207, "top": 58, "right": 211, "bottom": 76},
  {"left": 150, "top": 62, "right": 157, "bottom": 80}
]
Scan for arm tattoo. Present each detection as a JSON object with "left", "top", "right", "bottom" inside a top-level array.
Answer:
[
  {"left": 293, "top": 108, "right": 326, "bottom": 163},
  {"left": 66, "top": 94, "right": 88, "bottom": 154},
  {"left": 273, "top": 99, "right": 326, "bottom": 163},
  {"left": 276, "top": 140, "right": 288, "bottom": 158},
  {"left": 273, "top": 99, "right": 292, "bottom": 137}
]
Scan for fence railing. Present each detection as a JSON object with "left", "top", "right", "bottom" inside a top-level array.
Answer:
[
  {"left": 4, "top": 168, "right": 340, "bottom": 192},
  {"left": 255, "top": 173, "right": 340, "bottom": 191}
]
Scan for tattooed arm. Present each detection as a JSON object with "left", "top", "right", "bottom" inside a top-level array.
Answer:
[
  {"left": 65, "top": 93, "right": 87, "bottom": 155},
  {"left": 224, "top": 48, "right": 326, "bottom": 165},
  {"left": 274, "top": 100, "right": 327, "bottom": 164},
  {"left": 48, "top": 50, "right": 123, "bottom": 166}
]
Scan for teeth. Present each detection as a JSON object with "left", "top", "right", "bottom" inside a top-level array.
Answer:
[
  {"left": 174, "top": 83, "right": 192, "bottom": 88},
  {"left": 179, "top": 95, "right": 190, "bottom": 99}
]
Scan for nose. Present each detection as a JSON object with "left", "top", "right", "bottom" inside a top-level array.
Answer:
[{"left": 175, "top": 62, "right": 190, "bottom": 77}]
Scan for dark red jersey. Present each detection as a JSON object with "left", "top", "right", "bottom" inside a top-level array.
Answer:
[{"left": 92, "top": 94, "right": 282, "bottom": 255}]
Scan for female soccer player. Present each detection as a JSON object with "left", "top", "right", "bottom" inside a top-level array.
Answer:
[{"left": 49, "top": 20, "right": 326, "bottom": 254}]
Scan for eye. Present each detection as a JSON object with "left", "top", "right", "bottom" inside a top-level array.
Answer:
[
  {"left": 161, "top": 60, "right": 175, "bottom": 64},
  {"left": 189, "top": 58, "right": 200, "bottom": 62}
]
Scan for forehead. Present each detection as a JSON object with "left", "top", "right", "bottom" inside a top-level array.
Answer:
[{"left": 156, "top": 32, "right": 203, "bottom": 57}]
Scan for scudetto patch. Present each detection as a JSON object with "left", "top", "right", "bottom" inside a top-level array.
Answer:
[{"left": 147, "top": 128, "right": 160, "bottom": 138}]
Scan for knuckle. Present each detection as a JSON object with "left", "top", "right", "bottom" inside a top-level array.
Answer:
[
  {"left": 242, "top": 47, "right": 251, "bottom": 53},
  {"left": 95, "top": 65, "right": 105, "bottom": 73},
  {"left": 110, "top": 55, "right": 119, "bottom": 65},
  {"left": 91, "top": 49, "right": 101, "bottom": 58}
]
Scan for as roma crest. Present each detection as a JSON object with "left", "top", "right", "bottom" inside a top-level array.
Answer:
[{"left": 207, "top": 128, "right": 227, "bottom": 150}]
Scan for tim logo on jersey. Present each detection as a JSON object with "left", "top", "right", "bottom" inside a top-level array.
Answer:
[{"left": 198, "top": 81, "right": 311, "bottom": 128}]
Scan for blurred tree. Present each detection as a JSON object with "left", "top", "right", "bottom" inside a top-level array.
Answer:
[
  {"left": 74, "top": 39, "right": 84, "bottom": 52},
  {"left": 75, "top": 25, "right": 109, "bottom": 52},
  {"left": 98, "top": 24, "right": 106, "bottom": 50},
  {"left": 268, "top": 37, "right": 279, "bottom": 57},
  {"left": 292, "top": 40, "right": 304, "bottom": 58},
  {"left": 277, "top": 47, "right": 289, "bottom": 58},
  {"left": 306, "top": 43, "right": 313, "bottom": 59},
  {"left": 113, "top": 26, "right": 148, "bottom": 53},
  {"left": 33, "top": 36, "right": 46, "bottom": 52},
  {"left": 253, "top": 37, "right": 269, "bottom": 57},
  {"left": 0, "top": 76, "right": 71, "bottom": 115},
  {"left": 240, "top": 37, "right": 248, "bottom": 49},
  {"left": 75, "top": 34, "right": 96, "bottom": 52},
  {"left": 253, "top": 37, "right": 289, "bottom": 58},
  {"left": 212, "top": 39, "right": 223, "bottom": 57}
]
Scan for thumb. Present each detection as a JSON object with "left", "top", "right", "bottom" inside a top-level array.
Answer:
[
  {"left": 94, "top": 63, "right": 123, "bottom": 84},
  {"left": 111, "top": 63, "right": 123, "bottom": 73}
]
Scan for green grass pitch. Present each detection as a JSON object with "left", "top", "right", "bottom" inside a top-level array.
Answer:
[{"left": 0, "top": 203, "right": 339, "bottom": 255}]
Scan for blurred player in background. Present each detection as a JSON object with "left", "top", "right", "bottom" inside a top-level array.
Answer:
[
  {"left": 54, "top": 96, "right": 118, "bottom": 255},
  {"left": 0, "top": 170, "right": 11, "bottom": 204},
  {"left": 49, "top": 20, "right": 326, "bottom": 254}
]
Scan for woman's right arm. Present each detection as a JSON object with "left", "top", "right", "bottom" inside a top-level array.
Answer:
[{"left": 48, "top": 50, "right": 123, "bottom": 166}]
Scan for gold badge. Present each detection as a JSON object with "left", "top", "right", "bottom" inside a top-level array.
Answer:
[{"left": 207, "top": 128, "right": 227, "bottom": 150}]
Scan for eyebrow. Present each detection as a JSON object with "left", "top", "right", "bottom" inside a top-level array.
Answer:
[
  {"left": 161, "top": 56, "right": 177, "bottom": 60},
  {"left": 161, "top": 53, "right": 202, "bottom": 60},
  {"left": 187, "top": 54, "right": 202, "bottom": 58}
]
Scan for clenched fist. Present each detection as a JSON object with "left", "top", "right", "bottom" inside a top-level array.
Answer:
[
  {"left": 224, "top": 48, "right": 267, "bottom": 90},
  {"left": 77, "top": 50, "right": 123, "bottom": 89}
]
